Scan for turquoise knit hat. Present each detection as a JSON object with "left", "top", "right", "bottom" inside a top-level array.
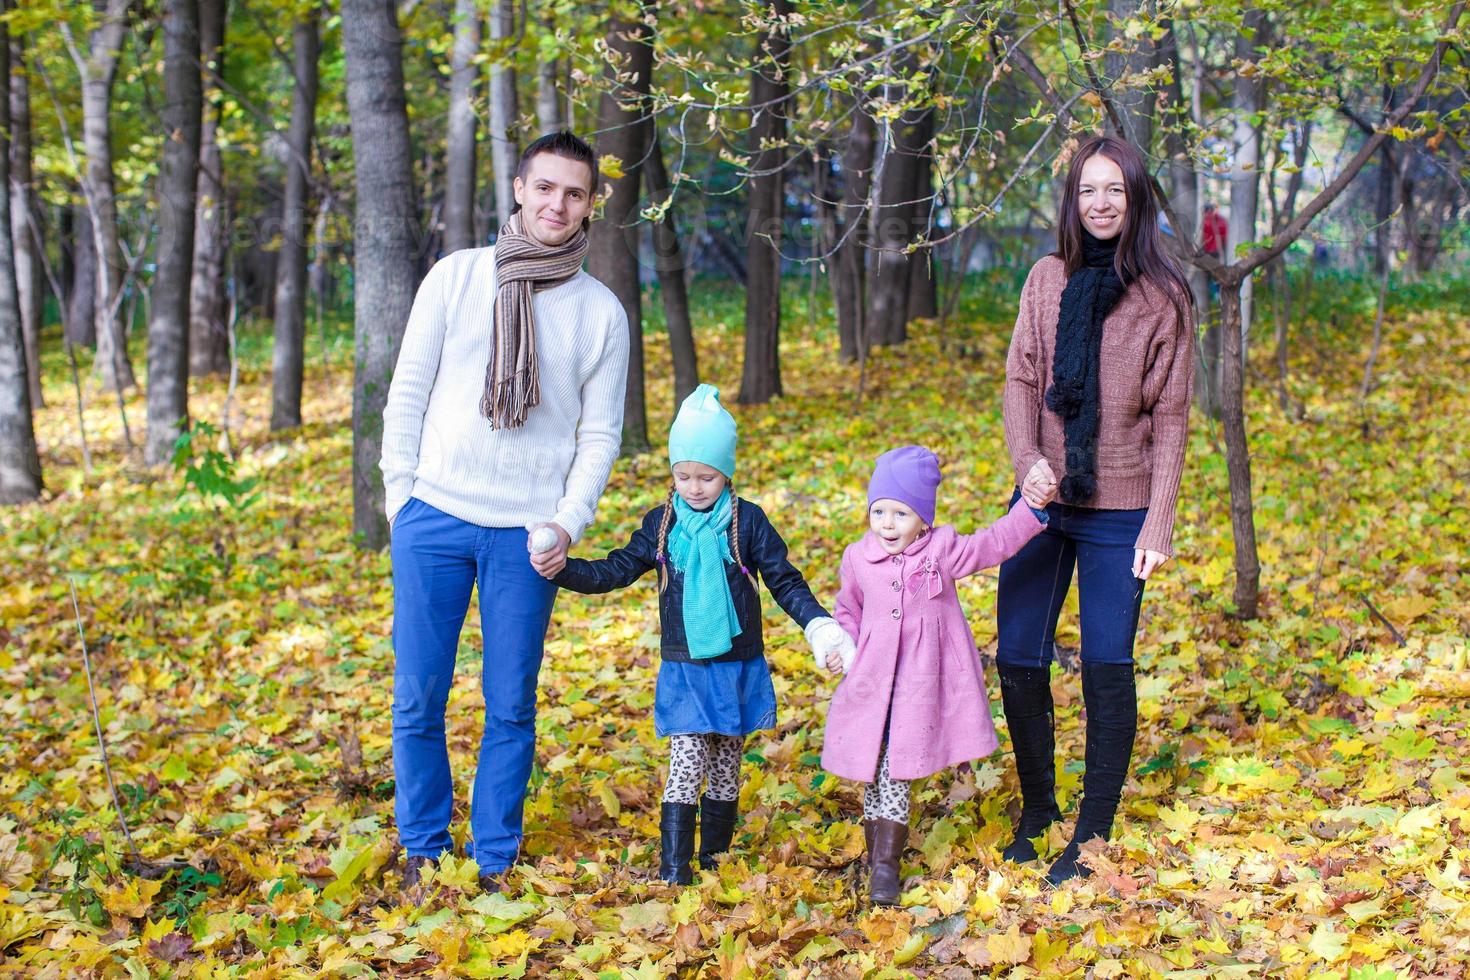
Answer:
[{"left": 668, "top": 384, "right": 737, "bottom": 478}]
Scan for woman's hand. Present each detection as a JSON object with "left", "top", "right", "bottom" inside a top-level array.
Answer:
[
  {"left": 1132, "top": 549, "right": 1168, "bottom": 580},
  {"left": 1022, "top": 459, "right": 1057, "bottom": 508}
]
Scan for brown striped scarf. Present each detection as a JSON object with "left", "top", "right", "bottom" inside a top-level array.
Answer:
[{"left": 480, "top": 212, "right": 590, "bottom": 428}]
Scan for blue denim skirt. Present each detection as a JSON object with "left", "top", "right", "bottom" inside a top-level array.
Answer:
[{"left": 654, "top": 656, "right": 777, "bottom": 738}]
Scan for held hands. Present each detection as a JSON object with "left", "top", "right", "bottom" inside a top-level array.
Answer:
[
  {"left": 806, "top": 618, "right": 856, "bottom": 675},
  {"left": 527, "top": 522, "right": 572, "bottom": 578},
  {"left": 1021, "top": 458, "right": 1058, "bottom": 510}
]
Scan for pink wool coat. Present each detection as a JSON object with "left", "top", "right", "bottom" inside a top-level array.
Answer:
[{"left": 821, "top": 500, "right": 1045, "bottom": 782}]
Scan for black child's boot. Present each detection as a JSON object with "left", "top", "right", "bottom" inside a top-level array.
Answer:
[
  {"left": 658, "top": 802, "right": 698, "bottom": 884},
  {"left": 1047, "top": 662, "right": 1137, "bottom": 885},
  {"left": 697, "top": 797, "right": 739, "bottom": 870},
  {"left": 998, "top": 664, "right": 1062, "bottom": 863}
]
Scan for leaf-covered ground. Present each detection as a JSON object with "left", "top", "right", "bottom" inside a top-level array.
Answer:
[{"left": 3, "top": 276, "right": 1468, "bottom": 978}]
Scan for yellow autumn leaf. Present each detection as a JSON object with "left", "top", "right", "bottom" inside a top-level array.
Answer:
[
  {"left": 100, "top": 877, "right": 163, "bottom": 919},
  {"left": 892, "top": 932, "right": 927, "bottom": 965},
  {"left": 1032, "top": 928, "right": 1068, "bottom": 971},
  {"left": 594, "top": 779, "right": 621, "bottom": 819},
  {"left": 1306, "top": 923, "right": 1348, "bottom": 962},
  {"left": 598, "top": 154, "right": 626, "bottom": 180},
  {"left": 1383, "top": 592, "right": 1436, "bottom": 623},
  {"left": 987, "top": 924, "right": 1031, "bottom": 965},
  {"left": 1158, "top": 800, "right": 1200, "bottom": 835}
]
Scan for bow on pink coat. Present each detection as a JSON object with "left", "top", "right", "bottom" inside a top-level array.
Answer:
[{"left": 906, "top": 555, "right": 942, "bottom": 599}]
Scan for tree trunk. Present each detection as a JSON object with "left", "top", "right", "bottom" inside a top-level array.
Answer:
[
  {"left": 1272, "top": 119, "right": 1310, "bottom": 409},
  {"left": 145, "top": 0, "right": 203, "bottom": 465},
  {"left": 905, "top": 120, "right": 937, "bottom": 322},
  {"left": 1227, "top": 8, "right": 1268, "bottom": 364},
  {"left": 868, "top": 68, "right": 929, "bottom": 348},
  {"left": 80, "top": 0, "right": 134, "bottom": 392},
  {"left": 188, "top": 0, "right": 229, "bottom": 376},
  {"left": 66, "top": 201, "right": 97, "bottom": 347},
  {"left": 270, "top": 11, "right": 320, "bottom": 431},
  {"left": 1104, "top": 0, "right": 1156, "bottom": 153},
  {"left": 342, "top": 0, "right": 422, "bottom": 549},
  {"left": 588, "top": 12, "right": 652, "bottom": 450},
  {"left": 643, "top": 121, "right": 698, "bottom": 406},
  {"left": 535, "top": 14, "right": 563, "bottom": 135},
  {"left": 1373, "top": 143, "right": 1395, "bottom": 275},
  {"left": 1217, "top": 282, "right": 1259, "bottom": 618},
  {"left": 1157, "top": 16, "right": 1204, "bottom": 304},
  {"left": 0, "top": 5, "right": 41, "bottom": 502},
  {"left": 443, "top": 0, "right": 479, "bottom": 253},
  {"left": 488, "top": 0, "right": 519, "bottom": 231},
  {"left": 738, "top": 0, "right": 790, "bottom": 404},
  {"left": 835, "top": 115, "right": 875, "bottom": 361},
  {"left": 9, "top": 26, "right": 42, "bottom": 408},
  {"left": 1186, "top": 23, "right": 1219, "bottom": 417},
  {"left": 833, "top": 0, "right": 876, "bottom": 362}
]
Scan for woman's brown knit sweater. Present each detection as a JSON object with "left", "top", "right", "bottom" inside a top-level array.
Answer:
[{"left": 1003, "top": 255, "right": 1195, "bottom": 556}]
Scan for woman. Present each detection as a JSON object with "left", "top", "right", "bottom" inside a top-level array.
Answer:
[{"left": 997, "top": 135, "right": 1195, "bottom": 885}]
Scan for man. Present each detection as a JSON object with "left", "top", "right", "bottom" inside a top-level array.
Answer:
[{"left": 380, "top": 131, "right": 629, "bottom": 892}]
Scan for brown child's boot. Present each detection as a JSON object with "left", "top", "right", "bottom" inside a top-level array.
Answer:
[{"left": 867, "top": 818, "right": 908, "bottom": 907}]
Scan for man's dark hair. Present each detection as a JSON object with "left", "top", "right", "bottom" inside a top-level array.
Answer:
[{"left": 510, "top": 131, "right": 599, "bottom": 227}]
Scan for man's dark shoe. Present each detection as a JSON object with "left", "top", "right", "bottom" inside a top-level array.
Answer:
[{"left": 403, "top": 855, "right": 435, "bottom": 889}]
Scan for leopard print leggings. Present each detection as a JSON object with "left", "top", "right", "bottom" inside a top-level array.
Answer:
[
  {"left": 862, "top": 741, "right": 911, "bottom": 823},
  {"left": 662, "top": 733, "right": 745, "bottom": 805}
]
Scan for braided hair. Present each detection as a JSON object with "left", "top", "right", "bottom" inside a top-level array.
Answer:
[
  {"left": 654, "top": 486, "right": 677, "bottom": 593},
  {"left": 654, "top": 482, "right": 758, "bottom": 594}
]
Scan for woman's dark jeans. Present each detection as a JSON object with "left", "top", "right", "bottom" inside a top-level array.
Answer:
[{"left": 996, "top": 489, "right": 1148, "bottom": 668}]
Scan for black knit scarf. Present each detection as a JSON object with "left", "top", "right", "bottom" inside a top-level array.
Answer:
[{"left": 1046, "top": 231, "right": 1126, "bottom": 505}]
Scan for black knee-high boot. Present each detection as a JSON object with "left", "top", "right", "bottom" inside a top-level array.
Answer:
[
  {"left": 1047, "top": 662, "right": 1137, "bottom": 885},
  {"left": 658, "top": 802, "right": 698, "bottom": 884},
  {"left": 999, "top": 664, "right": 1061, "bottom": 863},
  {"left": 697, "top": 797, "right": 739, "bottom": 870}
]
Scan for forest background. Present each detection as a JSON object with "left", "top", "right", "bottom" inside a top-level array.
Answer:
[{"left": 1, "top": 0, "right": 1468, "bottom": 975}]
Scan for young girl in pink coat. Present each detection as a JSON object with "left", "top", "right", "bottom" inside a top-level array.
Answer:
[{"left": 819, "top": 446, "right": 1053, "bottom": 906}]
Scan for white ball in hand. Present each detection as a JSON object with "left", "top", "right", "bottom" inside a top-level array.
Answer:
[{"left": 529, "top": 526, "right": 559, "bottom": 554}]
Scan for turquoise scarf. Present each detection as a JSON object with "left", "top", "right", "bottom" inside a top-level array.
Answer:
[{"left": 669, "top": 488, "right": 742, "bottom": 659}]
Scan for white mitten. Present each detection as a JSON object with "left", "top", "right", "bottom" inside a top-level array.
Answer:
[
  {"left": 833, "top": 630, "right": 857, "bottom": 673},
  {"left": 805, "top": 617, "right": 852, "bottom": 673},
  {"left": 527, "top": 524, "right": 560, "bottom": 554}
]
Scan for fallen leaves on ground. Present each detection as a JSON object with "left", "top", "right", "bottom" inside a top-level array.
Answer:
[{"left": 2, "top": 289, "right": 1467, "bottom": 977}]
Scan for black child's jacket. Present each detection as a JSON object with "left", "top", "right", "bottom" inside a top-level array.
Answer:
[{"left": 553, "top": 497, "right": 829, "bottom": 664}]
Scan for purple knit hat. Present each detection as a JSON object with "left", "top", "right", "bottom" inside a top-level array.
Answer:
[{"left": 867, "top": 446, "right": 941, "bottom": 526}]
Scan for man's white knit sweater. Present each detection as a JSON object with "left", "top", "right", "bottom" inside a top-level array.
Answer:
[{"left": 379, "top": 246, "right": 629, "bottom": 542}]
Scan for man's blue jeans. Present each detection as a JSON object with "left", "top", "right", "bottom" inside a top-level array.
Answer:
[
  {"left": 390, "top": 497, "right": 557, "bottom": 873},
  {"left": 996, "top": 490, "right": 1148, "bottom": 668}
]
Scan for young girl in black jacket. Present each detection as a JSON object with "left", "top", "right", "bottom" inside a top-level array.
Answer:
[{"left": 555, "top": 385, "right": 852, "bottom": 883}]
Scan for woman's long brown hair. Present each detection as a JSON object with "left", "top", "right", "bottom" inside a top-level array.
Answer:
[{"left": 1056, "top": 135, "right": 1194, "bottom": 321}]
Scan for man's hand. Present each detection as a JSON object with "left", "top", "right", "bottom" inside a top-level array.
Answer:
[{"left": 528, "top": 523, "right": 572, "bottom": 578}]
